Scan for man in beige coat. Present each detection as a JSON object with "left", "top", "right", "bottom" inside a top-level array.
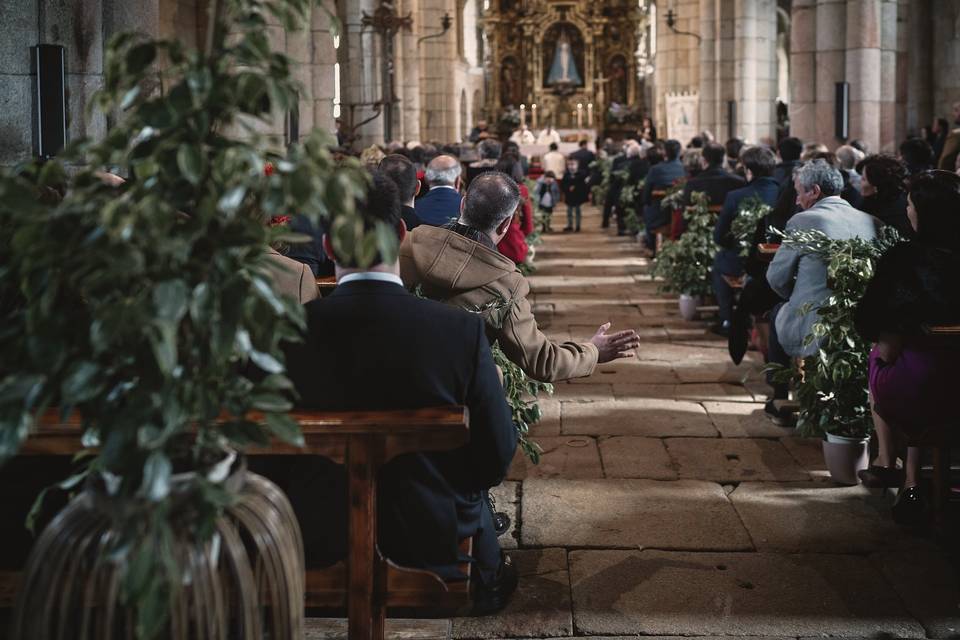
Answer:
[
  {"left": 400, "top": 172, "right": 639, "bottom": 383},
  {"left": 265, "top": 248, "right": 319, "bottom": 304}
]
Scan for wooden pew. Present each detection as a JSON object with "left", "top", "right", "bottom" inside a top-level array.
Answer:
[
  {"left": 316, "top": 275, "right": 338, "bottom": 296},
  {"left": 11, "top": 406, "right": 473, "bottom": 640},
  {"left": 915, "top": 324, "right": 960, "bottom": 532}
]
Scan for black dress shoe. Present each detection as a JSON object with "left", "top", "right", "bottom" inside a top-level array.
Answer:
[
  {"left": 892, "top": 486, "right": 926, "bottom": 526},
  {"left": 562, "top": 227, "right": 573, "bottom": 232},
  {"left": 487, "top": 493, "right": 511, "bottom": 536},
  {"left": 858, "top": 465, "right": 904, "bottom": 489},
  {"left": 764, "top": 399, "right": 794, "bottom": 427},
  {"left": 471, "top": 554, "right": 518, "bottom": 616},
  {"left": 709, "top": 321, "right": 729, "bottom": 337}
]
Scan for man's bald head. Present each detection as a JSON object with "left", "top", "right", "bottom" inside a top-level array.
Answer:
[
  {"left": 425, "top": 154, "right": 462, "bottom": 187},
  {"left": 461, "top": 172, "right": 520, "bottom": 234}
]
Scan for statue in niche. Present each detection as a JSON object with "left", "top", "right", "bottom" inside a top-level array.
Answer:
[
  {"left": 500, "top": 57, "right": 523, "bottom": 106},
  {"left": 606, "top": 55, "right": 628, "bottom": 105},
  {"left": 546, "top": 29, "right": 583, "bottom": 87}
]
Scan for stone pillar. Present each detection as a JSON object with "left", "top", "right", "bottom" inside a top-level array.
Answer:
[
  {"left": 0, "top": 0, "right": 40, "bottom": 164},
  {"left": 931, "top": 0, "right": 960, "bottom": 120},
  {"left": 812, "top": 0, "right": 846, "bottom": 146},
  {"left": 698, "top": 0, "right": 718, "bottom": 138},
  {"left": 733, "top": 0, "right": 777, "bottom": 143},
  {"left": 843, "top": 0, "right": 882, "bottom": 152},
  {"left": 788, "top": 0, "right": 817, "bottom": 143},
  {"left": 342, "top": 0, "right": 384, "bottom": 146},
  {"left": 653, "top": 0, "right": 700, "bottom": 137},
  {"left": 310, "top": 0, "right": 339, "bottom": 138},
  {"left": 905, "top": 0, "right": 932, "bottom": 135}
]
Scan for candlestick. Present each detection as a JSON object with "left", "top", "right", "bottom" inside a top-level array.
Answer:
[
  {"left": 587, "top": 103, "right": 594, "bottom": 128},
  {"left": 531, "top": 104, "right": 538, "bottom": 130},
  {"left": 577, "top": 103, "right": 583, "bottom": 130},
  {"left": 519, "top": 104, "right": 526, "bottom": 128}
]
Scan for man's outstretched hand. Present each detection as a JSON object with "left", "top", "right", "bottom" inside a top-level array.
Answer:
[{"left": 590, "top": 322, "right": 640, "bottom": 363}]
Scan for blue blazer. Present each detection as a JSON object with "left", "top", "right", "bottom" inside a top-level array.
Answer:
[
  {"left": 641, "top": 159, "right": 685, "bottom": 228},
  {"left": 415, "top": 187, "right": 463, "bottom": 227},
  {"left": 714, "top": 176, "right": 781, "bottom": 249}
]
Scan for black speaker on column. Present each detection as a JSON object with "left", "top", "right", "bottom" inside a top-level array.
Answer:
[
  {"left": 727, "top": 100, "right": 737, "bottom": 140},
  {"left": 32, "top": 44, "right": 67, "bottom": 159},
  {"left": 835, "top": 82, "right": 850, "bottom": 142}
]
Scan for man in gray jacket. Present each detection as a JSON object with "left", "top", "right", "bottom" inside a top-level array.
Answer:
[{"left": 764, "top": 159, "right": 880, "bottom": 421}]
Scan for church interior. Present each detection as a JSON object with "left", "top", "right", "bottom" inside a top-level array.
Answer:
[{"left": 1, "top": 0, "right": 960, "bottom": 638}]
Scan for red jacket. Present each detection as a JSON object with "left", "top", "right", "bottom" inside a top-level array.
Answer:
[{"left": 497, "top": 184, "right": 532, "bottom": 264}]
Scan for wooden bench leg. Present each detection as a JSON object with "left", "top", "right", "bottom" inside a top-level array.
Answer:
[
  {"left": 348, "top": 435, "right": 386, "bottom": 640},
  {"left": 931, "top": 446, "right": 951, "bottom": 531}
]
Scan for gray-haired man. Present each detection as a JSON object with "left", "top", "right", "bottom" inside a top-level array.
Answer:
[
  {"left": 763, "top": 159, "right": 880, "bottom": 422},
  {"left": 416, "top": 154, "right": 464, "bottom": 226}
]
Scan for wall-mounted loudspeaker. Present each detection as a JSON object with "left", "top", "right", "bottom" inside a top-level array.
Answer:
[
  {"left": 32, "top": 44, "right": 67, "bottom": 159},
  {"left": 727, "top": 100, "right": 737, "bottom": 140},
  {"left": 835, "top": 82, "right": 850, "bottom": 142}
]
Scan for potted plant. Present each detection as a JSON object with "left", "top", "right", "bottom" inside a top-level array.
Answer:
[
  {"left": 651, "top": 192, "right": 715, "bottom": 320},
  {"left": 730, "top": 196, "right": 773, "bottom": 258},
  {"left": 0, "top": 0, "right": 379, "bottom": 636},
  {"left": 769, "top": 227, "right": 901, "bottom": 484}
]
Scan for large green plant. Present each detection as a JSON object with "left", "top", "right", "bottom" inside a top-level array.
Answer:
[
  {"left": 651, "top": 192, "right": 715, "bottom": 297},
  {"left": 0, "top": 0, "right": 380, "bottom": 635},
  {"left": 589, "top": 156, "right": 613, "bottom": 205},
  {"left": 769, "top": 226, "right": 901, "bottom": 438},
  {"left": 730, "top": 195, "right": 772, "bottom": 258}
]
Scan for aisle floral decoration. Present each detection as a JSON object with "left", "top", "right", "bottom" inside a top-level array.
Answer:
[
  {"left": 651, "top": 192, "right": 715, "bottom": 297},
  {"left": 730, "top": 196, "right": 772, "bottom": 257},
  {"left": 767, "top": 226, "right": 901, "bottom": 439}
]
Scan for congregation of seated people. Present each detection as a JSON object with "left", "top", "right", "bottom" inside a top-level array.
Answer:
[{"left": 256, "top": 107, "right": 960, "bottom": 612}]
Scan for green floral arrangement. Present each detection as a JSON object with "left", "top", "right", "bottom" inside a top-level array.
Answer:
[
  {"left": 525, "top": 177, "right": 547, "bottom": 247},
  {"left": 651, "top": 192, "right": 714, "bottom": 296},
  {"left": 619, "top": 178, "right": 643, "bottom": 234},
  {"left": 730, "top": 196, "right": 772, "bottom": 257},
  {"left": 768, "top": 226, "right": 901, "bottom": 438},
  {"left": 0, "top": 0, "right": 375, "bottom": 633},
  {"left": 659, "top": 178, "right": 688, "bottom": 212},
  {"left": 492, "top": 343, "right": 550, "bottom": 464},
  {"left": 412, "top": 288, "right": 549, "bottom": 462},
  {"left": 589, "top": 157, "right": 613, "bottom": 205}
]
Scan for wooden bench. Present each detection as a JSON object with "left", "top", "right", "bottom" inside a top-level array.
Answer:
[
  {"left": 316, "top": 275, "right": 338, "bottom": 296},
  {"left": 11, "top": 406, "right": 472, "bottom": 640},
  {"left": 757, "top": 242, "right": 780, "bottom": 262},
  {"left": 915, "top": 324, "right": 960, "bottom": 532}
]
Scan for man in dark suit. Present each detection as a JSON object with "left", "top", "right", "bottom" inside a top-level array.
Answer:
[
  {"left": 569, "top": 139, "right": 596, "bottom": 175},
  {"left": 379, "top": 154, "right": 422, "bottom": 231},
  {"left": 640, "top": 139, "right": 685, "bottom": 253},
  {"left": 283, "top": 171, "right": 518, "bottom": 613},
  {"left": 415, "top": 154, "right": 464, "bottom": 226},
  {"left": 711, "top": 145, "right": 781, "bottom": 335},
  {"left": 681, "top": 142, "right": 746, "bottom": 208},
  {"left": 773, "top": 136, "right": 803, "bottom": 187}
]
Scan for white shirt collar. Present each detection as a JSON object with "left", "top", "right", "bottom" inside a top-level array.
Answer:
[
  {"left": 430, "top": 184, "right": 459, "bottom": 191},
  {"left": 338, "top": 272, "right": 404, "bottom": 287}
]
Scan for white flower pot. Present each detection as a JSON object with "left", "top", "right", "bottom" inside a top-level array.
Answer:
[
  {"left": 822, "top": 433, "right": 870, "bottom": 485},
  {"left": 678, "top": 294, "right": 699, "bottom": 321}
]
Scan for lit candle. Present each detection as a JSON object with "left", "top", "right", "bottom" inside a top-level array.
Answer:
[
  {"left": 531, "top": 104, "right": 538, "bottom": 130},
  {"left": 577, "top": 103, "right": 583, "bottom": 130},
  {"left": 587, "top": 103, "right": 594, "bottom": 128},
  {"left": 520, "top": 104, "right": 526, "bottom": 128}
]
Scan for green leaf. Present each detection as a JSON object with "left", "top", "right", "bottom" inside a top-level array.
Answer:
[
  {"left": 61, "top": 362, "right": 102, "bottom": 404},
  {"left": 249, "top": 349, "right": 283, "bottom": 374},
  {"left": 149, "top": 322, "right": 178, "bottom": 375},
  {"left": 218, "top": 185, "right": 247, "bottom": 214},
  {"left": 263, "top": 412, "right": 303, "bottom": 447},
  {"left": 250, "top": 393, "right": 292, "bottom": 413},
  {"left": 219, "top": 419, "right": 271, "bottom": 447},
  {"left": 153, "top": 280, "right": 189, "bottom": 324},
  {"left": 142, "top": 451, "right": 172, "bottom": 501},
  {"left": 176, "top": 144, "right": 204, "bottom": 185}
]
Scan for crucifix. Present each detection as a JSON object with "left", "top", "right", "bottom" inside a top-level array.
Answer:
[
  {"left": 593, "top": 73, "right": 611, "bottom": 126},
  {"left": 361, "top": 1, "right": 413, "bottom": 142}
]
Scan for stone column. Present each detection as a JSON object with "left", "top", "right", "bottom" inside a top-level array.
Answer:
[
  {"left": 931, "top": 0, "right": 960, "bottom": 120},
  {"left": 905, "top": 0, "right": 932, "bottom": 135},
  {"left": 342, "top": 0, "right": 384, "bottom": 146},
  {"left": 698, "top": 0, "right": 718, "bottom": 138},
  {"left": 653, "top": 0, "right": 700, "bottom": 137},
  {"left": 0, "top": 0, "right": 40, "bottom": 164},
  {"left": 310, "top": 0, "right": 339, "bottom": 138},
  {"left": 844, "top": 0, "right": 881, "bottom": 151},
  {"left": 788, "top": 0, "right": 816, "bottom": 143},
  {"left": 812, "top": 0, "right": 846, "bottom": 146}
]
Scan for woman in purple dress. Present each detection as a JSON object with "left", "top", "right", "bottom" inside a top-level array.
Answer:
[{"left": 854, "top": 170, "right": 960, "bottom": 524}]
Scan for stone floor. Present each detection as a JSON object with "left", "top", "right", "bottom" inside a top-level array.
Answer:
[{"left": 456, "top": 205, "right": 960, "bottom": 640}]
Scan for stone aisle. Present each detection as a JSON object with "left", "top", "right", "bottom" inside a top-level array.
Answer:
[{"left": 453, "top": 205, "right": 960, "bottom": 640}]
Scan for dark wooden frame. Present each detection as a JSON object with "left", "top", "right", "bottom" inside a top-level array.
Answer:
[{"left": 11, "top": 406, "right": 473, "bottom": 640}]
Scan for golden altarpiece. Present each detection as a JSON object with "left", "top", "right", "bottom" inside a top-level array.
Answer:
[{"left": 482, "top": 0, "right": 648, "bottom": 133}]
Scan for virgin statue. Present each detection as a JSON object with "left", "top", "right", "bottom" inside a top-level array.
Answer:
[{"left": 547, "top": 31, "right": 582, "bottom": 86}]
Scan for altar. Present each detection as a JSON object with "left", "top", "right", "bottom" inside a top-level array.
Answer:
[
  {"left": 518, "top": 129, "right": 597, "bottom": 161},
  {"left": 483, "top": 0, "right": 649, "bottom": 134}
]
